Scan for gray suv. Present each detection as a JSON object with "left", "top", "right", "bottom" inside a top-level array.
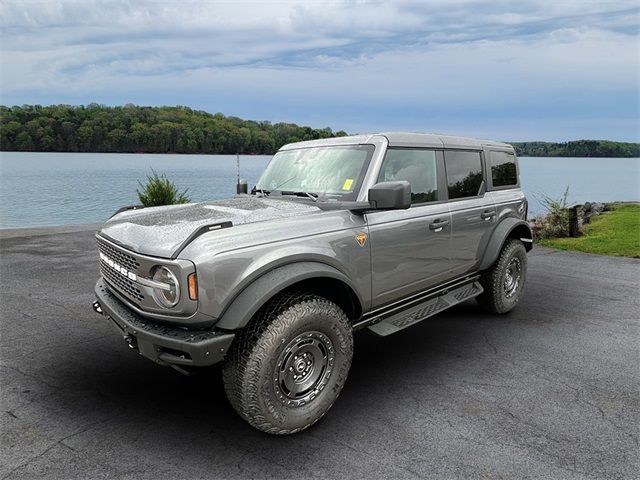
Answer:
[{"left": 93, "top": 133, "right": 532, "bottom": 434}]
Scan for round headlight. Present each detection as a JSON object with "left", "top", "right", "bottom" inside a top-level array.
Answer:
[{"left": 152, "top": 266, "right": 180, "bottom": 308}]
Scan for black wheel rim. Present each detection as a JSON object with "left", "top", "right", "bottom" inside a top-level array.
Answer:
[
  {"left": 504, "top": 257, "right": 521, "bottom": 298},
  {"left": 274, "top": 331, "right": 335, "bottom": 407}
]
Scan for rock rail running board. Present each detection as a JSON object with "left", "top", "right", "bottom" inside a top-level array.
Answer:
[{"left": 366, "top": 281, "right": 483, "bottom": 336}]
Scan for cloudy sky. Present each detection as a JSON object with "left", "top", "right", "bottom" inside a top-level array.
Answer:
[{"left": 1, "top": 0, "right": 638, "bottom": 141}]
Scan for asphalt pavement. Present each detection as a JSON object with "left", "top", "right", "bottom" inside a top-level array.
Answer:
[{"left": 1, "top": 227, "right": 638, "bottom": 479}]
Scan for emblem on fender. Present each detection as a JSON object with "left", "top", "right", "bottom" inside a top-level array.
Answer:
[{"left": 355, "top": 233, "right": 367, "bottom": 247}]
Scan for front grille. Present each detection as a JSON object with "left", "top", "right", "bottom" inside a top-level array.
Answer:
[
  {"left": 97, "top": 236, "right": 144, "bottom": 304},
  {"left": 100, "top": 262, "right": 145, "bottom": 302},
  {"left": 96, "top": 237, "right": 140, "bottom": 272}
]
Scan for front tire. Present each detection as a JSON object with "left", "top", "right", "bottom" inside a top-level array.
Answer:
[
  {"left": 222, "top": 293, "right": 353, "bottom": 435},
  {"left": 477, "top": 239, "right": 527, "bottom": 314}
]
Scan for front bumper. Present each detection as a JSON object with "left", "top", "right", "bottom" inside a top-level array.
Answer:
[{"left": 94, "top": 278, "right": 234, "bottom": 369}]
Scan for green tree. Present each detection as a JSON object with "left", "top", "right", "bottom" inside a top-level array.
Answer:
[
  {"left": 14, "top": 131, "right": 34, "bottom": 150},
  {"left": 77, "top": 124, "right": 93, "bottom": 151}
]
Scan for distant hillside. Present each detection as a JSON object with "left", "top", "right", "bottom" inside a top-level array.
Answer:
[
  {"left": 511, "top": 140, "right": 639, "bottom": 158},
  {"left": 0, "top": 104, "right": 347, "bottom": 154},
  {"left": 1, "top": 104, "right": 638, "bottom": 157}
]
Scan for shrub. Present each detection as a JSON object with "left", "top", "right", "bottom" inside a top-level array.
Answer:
[
  {"left": 137, "top": 169, "right": 190, "bottom": 207},
  {"left": 533, "top": 186, "right": 570, "bottom": 239}
]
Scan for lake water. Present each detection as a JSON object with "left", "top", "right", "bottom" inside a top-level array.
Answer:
[{"left": 0, "top": 152, "right": 638, "bottom": 228}]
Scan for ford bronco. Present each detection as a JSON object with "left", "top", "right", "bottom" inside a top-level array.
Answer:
[{"left": 93, "top": 133, "right": 532, "bottom": 434}]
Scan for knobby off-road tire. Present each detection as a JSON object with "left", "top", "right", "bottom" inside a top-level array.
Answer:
[
  {"left": 222, "top": 293, "right": 353, "bottom": 435},
  {"left": 477, "top": 239, "right": 527, "bottom": 314}
]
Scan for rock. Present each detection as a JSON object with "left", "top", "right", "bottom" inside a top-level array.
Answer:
[{"left": 591, "top": 202, "right": 605, "bottom": 213}]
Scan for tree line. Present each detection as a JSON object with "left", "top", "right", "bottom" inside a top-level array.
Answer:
[
  {"left": 0, "top": 104, "right": 347, "bottom": 154},
  {"left": 1, "top": 104, "right": 638, "bottom": 157},
  {"left": 510, "top": 140, "right": 639, "bottom": 158}
]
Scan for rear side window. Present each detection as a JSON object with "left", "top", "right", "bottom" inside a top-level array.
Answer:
[
  {"left": 378, "top": 149, "right": 438, "bottom": 204},
  {"left": 490, "top": 151, "right": 518, "bottom": 187},
  {"left": 444, "top": 151, "right": 483, "bottom": 199}
]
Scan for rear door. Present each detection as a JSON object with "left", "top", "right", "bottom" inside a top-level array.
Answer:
[
  {"left": 444, "top": 150, "right": 497, "bottom": 276},
  {"left": 485, "top": 147, "right": 528, "bottom": 220},
  {"left": 366, "top": 148, "right": 452, "bottom": 308}
]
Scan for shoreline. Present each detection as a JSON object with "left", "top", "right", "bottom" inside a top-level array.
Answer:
[{"left": 2, "top": 151, "right": 640, "bottom": 159}]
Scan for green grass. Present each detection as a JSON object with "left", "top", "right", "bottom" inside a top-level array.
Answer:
[{"left": 538, "top": 203, "right": 640, "bottom": 258}]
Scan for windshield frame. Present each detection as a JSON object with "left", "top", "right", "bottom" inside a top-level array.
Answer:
[{"left": 254, "top": 144, "right": 376, "bottom": 202}]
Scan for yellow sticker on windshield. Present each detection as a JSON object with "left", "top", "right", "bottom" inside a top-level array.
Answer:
[{"left": 342, "top": 178, "right": 354, "bottom": 191}]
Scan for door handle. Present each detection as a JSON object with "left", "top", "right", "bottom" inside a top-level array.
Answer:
[
  {"left": 480, "top": 210, "right": 496, "bottom": 220},
  {"left": 429, "top": 219, "right": 450, "bottom": 232}
]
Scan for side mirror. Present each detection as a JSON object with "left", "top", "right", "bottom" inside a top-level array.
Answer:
[
  {"left": 316, "top": 180, "right": 411, "bottom": 213},
  {"left": 368, "top": 181, "right": 411, "bottom": 210}
]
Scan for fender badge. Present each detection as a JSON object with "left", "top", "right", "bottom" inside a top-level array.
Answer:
[{"left": 355, "top": 233, "right": 367, "bottom": 247}]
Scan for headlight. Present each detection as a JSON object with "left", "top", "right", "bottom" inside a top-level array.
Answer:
[{"left": 151, "top": 266, "right": 180, "bottom": 308}]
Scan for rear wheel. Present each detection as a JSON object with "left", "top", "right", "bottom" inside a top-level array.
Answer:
[
  {"left": 222, "top": 293, "right": 353, "bottom": 435},
  {"left": 477, "top": 239, "right": 527, "bottom": 314}
]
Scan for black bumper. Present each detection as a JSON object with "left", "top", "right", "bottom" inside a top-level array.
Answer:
[{"left": 94, "top": 278, "right": 234, "bottom": 368}]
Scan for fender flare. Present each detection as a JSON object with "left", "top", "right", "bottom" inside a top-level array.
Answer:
[
  {"left": 214, "top": 261, "right": 363, "bottom": 330},
  {"left": 478, "top": 218, "right": 532, "bottom": 271}
]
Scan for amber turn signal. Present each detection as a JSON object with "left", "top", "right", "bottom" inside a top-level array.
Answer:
[{"left": 188, "top": 273, "right": 198, "bottom": 300}]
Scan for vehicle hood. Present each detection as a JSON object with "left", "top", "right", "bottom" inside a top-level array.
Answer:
[{"left": 99, "top": 196, "right": 320, "bottom": 258}]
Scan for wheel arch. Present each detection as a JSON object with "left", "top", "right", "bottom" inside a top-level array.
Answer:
[
  {"left": 214, "top": 261, "right": 364, "bottom": 330},
  {"left": 478, "top": 218, "right": 532, "bottom": 271}
]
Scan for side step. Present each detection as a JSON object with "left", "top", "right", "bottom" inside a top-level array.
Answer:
[{"left": 367, "top": 281, "right": 484, "bottom": 336}]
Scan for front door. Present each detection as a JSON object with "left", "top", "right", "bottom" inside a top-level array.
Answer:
[{"left": 367, "top": 148, "right": 452, "bottom": 308}]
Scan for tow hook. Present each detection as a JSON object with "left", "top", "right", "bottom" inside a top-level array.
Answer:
[
  {"left": 92, "top": 301, "right": 103, "bottom": 314},
  {"left": 124, "top": 335, "right": 138, "bottom": 350}
]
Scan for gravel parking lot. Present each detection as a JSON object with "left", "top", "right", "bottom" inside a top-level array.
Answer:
[{"left": 1, "top": 228, "right": 638, "bottom": 479}]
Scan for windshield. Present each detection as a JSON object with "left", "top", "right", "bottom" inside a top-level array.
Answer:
[{"left": 254, "top": 145, "right": 374, "bottom": 200}]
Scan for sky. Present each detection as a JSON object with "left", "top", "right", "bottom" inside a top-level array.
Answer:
[{"left": 1, "top": 0, "right": 639, "bottom": 141}]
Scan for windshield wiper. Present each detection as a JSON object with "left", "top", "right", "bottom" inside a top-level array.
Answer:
[
  {"left": 253, "top": 175, "right": 297, "bottom": 198},
  {"left": 278, "top": 191, "right": 319, "bottom": 202}
]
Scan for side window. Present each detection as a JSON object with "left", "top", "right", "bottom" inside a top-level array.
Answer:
[
  {"left": 378, "top": 149, "right": 438, "bottom": 204},
  {"left": 490, "top": 151, "right": 518, "bottom": 187},
  {"left": 444, "top": 151, "right": 483, "bottom": 199}
]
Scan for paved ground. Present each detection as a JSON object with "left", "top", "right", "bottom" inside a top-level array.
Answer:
[{"left": 1, "top": 228, "right": 638, "bottom": 479}]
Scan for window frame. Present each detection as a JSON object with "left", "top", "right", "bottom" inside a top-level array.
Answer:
[
  {"left": 377, "top": 147, "right": 447, "bottom": 207},
  {"left": 442, "top": 148, "right": 487, "bottom": 202},
  {"left": 257, "top": 144, "right": 376, "bottom": 202},
  {"left": 484, "top": 147, "right": 521, "bottom": 191}
]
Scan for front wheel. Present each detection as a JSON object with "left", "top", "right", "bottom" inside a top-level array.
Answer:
[
  {"left": 477, "top": 239, "right": 527, "bottom": 314},
  {"left": 222, "top": 293, "right": 353, "bottom": 435}
]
